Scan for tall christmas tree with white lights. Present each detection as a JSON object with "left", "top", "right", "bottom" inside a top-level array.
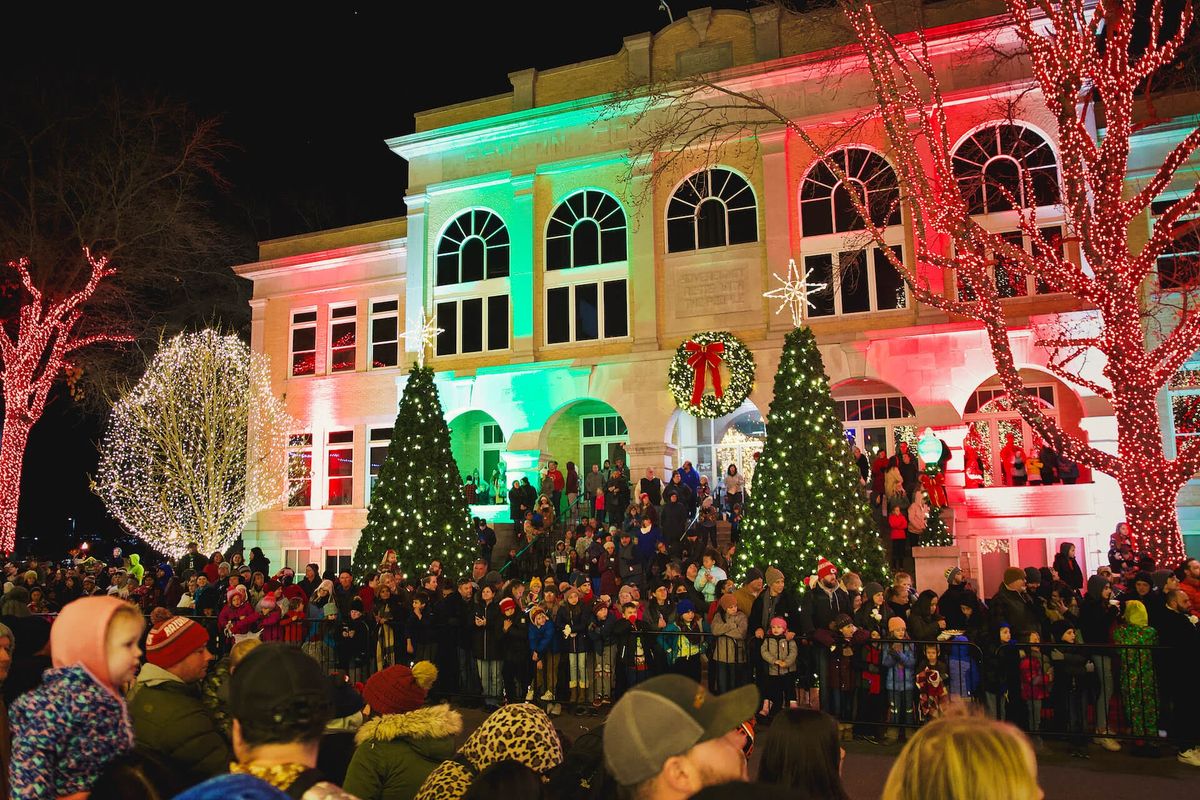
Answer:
[
  {"left": 353, "top": 363, "right": 473, "bottom": 580},
  {"left": 738, "top": 325, "right": 887, "bottom": 588}
]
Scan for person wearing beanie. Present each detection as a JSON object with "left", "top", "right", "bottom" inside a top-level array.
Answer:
[
  {"left": 128, "top": 614, "right": 230, "bottom": 790},
  {"left": 338, "top": 596, "right": 373, "bottom": 682},
  {"left": 1113, "top": 600, "right": 1160, "bottom": 754},
  {"left": 800, "top": 556, "right": 850, "bottom": 717},
  {"left": 750, "top": 566, "right": 801, "bottom": 705},
  {"left": 733, "top": 567, "right": 765, "bottom": 617},
  {"left": 218, "top": 584, "right": 259, "bottom": 648},
  {"left": 10, "top": 597, "right": 146, "bottom": 799},
  {"left": 664, "top": 597, "right": 708, "bottom": 683},
  {"left": 343, "top": 662, "right": 464, "bottom": 800},
  {"left": 759, "top": 615, "right": 798, "bottom": 718},
  {"left": 990, "top": 566, "right": 1039, "bottom": 638},
  {"left": 939, "top": 567, "right": 972, "bottom": 630}
]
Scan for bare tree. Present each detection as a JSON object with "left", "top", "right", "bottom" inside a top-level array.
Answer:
[
  {"left": 610, "top": 0, "right": 1199, "bottom": 563},
  {"left": 92, "top": 330, "right": 294, "bottom": 558},
  {"left": 0, "top": 86, "right": 249, "bottom": 553}
]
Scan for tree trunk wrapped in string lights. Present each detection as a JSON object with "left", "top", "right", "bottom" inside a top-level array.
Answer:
[
  {"left": 93, "top": 330, "right": 295, "bottom": 558},
  {"left": 615, "top": 0, "right": 1199, "bottom": 565},
  {"left": 0, "top": 250, "right": 127, "bottom": 554},
  {"left": 829, "top": 0, "right": 1198, "bottom": 565}
]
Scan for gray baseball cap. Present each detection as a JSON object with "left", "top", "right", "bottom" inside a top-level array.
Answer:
[{"left": 603, "top": 674, "right": 759, "bottom": 786}]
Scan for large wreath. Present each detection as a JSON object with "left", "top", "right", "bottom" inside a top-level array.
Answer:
[{"left": 668, "top": 330, "right": 756, "bottom": 418}]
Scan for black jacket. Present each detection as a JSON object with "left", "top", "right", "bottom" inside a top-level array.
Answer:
[
  {"left": 750, "top": 588, "right": 802, "bottom": 638},
  {"left": 989, "top": 586, "right": 1039, "bottom": 636},
  {"left": 1154, "top": 607, "right": 1200, "bottom": 688},
  {"left": 800, "top": 585, "right": 852, "bottom": 635},
  {"left": 660, "top": 500, "right": 688, "bottom": 541}
]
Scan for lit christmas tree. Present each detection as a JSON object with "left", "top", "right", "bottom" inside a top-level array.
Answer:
[
  {"left": 353, "top": 362, "right": 473, "bottom": 580},
  {"left": 738, "top": 326, "right": 887, "bottom": 588}
]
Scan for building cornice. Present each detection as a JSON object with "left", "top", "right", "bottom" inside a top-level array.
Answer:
[{"left": 233, "top": 238, "right": 407, "bottom": 281}]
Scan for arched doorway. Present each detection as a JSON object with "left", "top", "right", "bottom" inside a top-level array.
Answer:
[
  {"left": 670, "top": 400, "right": 765, "bottom": 492},
  {"left": 541, "top": 399, "right": 629, "bottom": 477},
  {"left": 448, "top": 410, "right": 507, "bottom": 505},
  {"left": 831, "top": 378, "right": 918, "bottom": 459}
]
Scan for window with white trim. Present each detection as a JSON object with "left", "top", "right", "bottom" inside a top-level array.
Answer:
[
  {"left": 369, "top": 299, "right": 399, "bottom": 368},
  {"left": 325, "top": 549, "right": 352, "bottom": 577},
  {"left": 367, "top": 426, "right": 392, "bottom": 505},
  {"left": 666, "top": 167, "right": 758, "bottom": 252},
  {"left": 328, "top": 304, "right": 357, "bottom": 373},
  {"left": 1152, "top": 198, "right": 1200, "bottom": 291},
  {"left": 546, "top": 279, "right": 628, "bottom": 344},
  {"left": 800, "top": 148, "right": 906, "bottom": 317},
  {"left": 287, "top": 433, "right": 313, "bottom": 508},
  {"left": 434, "top": 209, "right": 510, "bottom": 357},
  {"left": 290, "top": 309, "right": 317, "bottom": 377},
  {"left": 952, "top": 124, "right": 1060, "bottom": 213},
  {"left": 326, "top": 430, "right": 354, "bottom": 507},
  {"left": 283, "top": 548, "right": 317, "bottom": 574},
  {"left": 547, "top": 190, "right": 628, "bottom": 269},
  {"left": 1169, "top": 366, "right": 1200, "bottom": 452}
]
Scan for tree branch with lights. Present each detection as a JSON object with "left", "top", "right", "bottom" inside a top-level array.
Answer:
[
  {"left": 611, "top": 0, "right": 1199, "bottom": 563},
  {"left": 92, "top": 330, "right": 296, "bottom": 558}
]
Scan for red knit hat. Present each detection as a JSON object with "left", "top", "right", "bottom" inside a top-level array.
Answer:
[
  {"left": 817, "top": 557, "right": 838, "bottom": 581},
  {"left": 499, "top": 597, "right": 517, "bottom": 614},
  {"left": 363, "top": 661, "right": 438, "bottom": 715},
  {"left": 145, "top": 616, "right": 209, "bottom": 668}
]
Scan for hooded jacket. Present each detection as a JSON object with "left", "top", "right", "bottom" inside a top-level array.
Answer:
[
  {"left": 414, "top": 703, "right": 562, "bottom": 800},
  {"left": 342, "top": 704, "right": 463, "bottom": 800},
  {"left": 128, "top": 662, "right": 232, "bottom": 787},
  {"left": 129, "top": 554, "right": 145, "bottom": 582},
  {"left": 10, "top": 596, "right": 137, "bottom": 799}
]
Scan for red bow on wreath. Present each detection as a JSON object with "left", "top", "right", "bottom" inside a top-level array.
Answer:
[{"left": 685, "top": 340, "right": 725, "bottom": 407}]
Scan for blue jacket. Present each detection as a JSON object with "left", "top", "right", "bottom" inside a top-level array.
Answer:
[
  {"left": 528, "top": 618, "right": 559, "bottom": 655},
  {"left": 677, "top": 466, "right": 701, "bottom": 497},
  {"left": 10, "top": 666, "right": 135, "bottom": 799},
  {"left": 882, "top": 641, "right": 917, "bottom": 692}
]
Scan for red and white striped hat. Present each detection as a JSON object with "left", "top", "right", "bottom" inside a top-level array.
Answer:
[{"left": 145, "top": 615, "right": 209, "bottom": 668}]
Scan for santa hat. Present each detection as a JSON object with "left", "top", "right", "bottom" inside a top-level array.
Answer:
[
  {"left": 145, "top": 616, "right": 210, "bottom": 668},
  {"left": 817, "top": 557, "right": 838, "bottom": 581},
  {"left": 363, "top": 661, "right": 438, "bottom": 716}
]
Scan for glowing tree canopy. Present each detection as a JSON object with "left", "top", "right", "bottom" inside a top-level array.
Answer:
[
  {"left": 352, "top": 362, "right": 474, "bottom": 580},
  {"left": 94, "top": 329, "right": 294, "bottom": 558},
  {"left": 739, "top": 326, "right": 888, "bottom": 588}
]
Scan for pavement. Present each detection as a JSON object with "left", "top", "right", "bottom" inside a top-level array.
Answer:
[{"left": 454, "top": 704, "right": 1196, "bottom": 799}]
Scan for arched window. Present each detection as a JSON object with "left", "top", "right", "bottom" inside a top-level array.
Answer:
[
  {"left": 436, "top": 209, "right": 510, "bottom": 286},
  {"left": 546, "top": 190, "right": 627, "bottom": 270},
  {"left": 666, "top": 167, "right": 758, "bottom": 252},
  {"left": 800, "top": 148, "right": 900, "bottom": 236},
  {"left": 952, "top": 125, "right": 1060, "bottom": 214}
]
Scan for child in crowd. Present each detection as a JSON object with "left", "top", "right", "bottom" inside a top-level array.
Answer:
[
  {"left": 1049, "top": 620, "right": 1093, "bottom": 758},
  {"left": 664, "top": 599, "right": 707, "bottom": 683},
  {"left": 339, "top": 597, "right": 373, "bottom": 683},
  {"left": 589, "top": 599, "right": 619, "bottom": 709},
  {"left": 915, "top": 643, "right": 949, "bottom": 721},
  {"left": 823, "top": 613, "right": 869, "bottom": 720},
  {"left": 557, "top": 585, "right": 592, "bottom": 710},
  {"left": 759, "top": 616, "right": 798, "bottom": 719},
  {"left": 473, "top": 584, "right": 503, "bottom": 710},
  {"left": 553, "top": 540, "right": 571, "bottom": 584},
  {"left": 882, "top": 617, "right": 917, "bottom": 737},
  {"left": 498, "top": 596, "right": 529, "bottom": 704},
  {"left": 1017, "top": 630, "right": 1050, "bottom": 735},
  {"left": 218, "top": 584, "right": 259, "bottom": 648},
  {"left": 615, "top": 601, "right": 659, "bottom": 692},
  {"left": 594, "top": 487, "right": 606, "bottom": 526},
  {"left": 853, "top": 621, "right": 886, "bottom": 742},
  {"left": 710, "top": 592, "right": 748, "bottom": 694},
  {"left": 256, "top": 593, "right": 284, "bottom": 641},
  {"left": 11, "top": 597, "right": 146, "bottom": 798},
  {"left": 945, "top": 634, "right": 980, "bottom": 700},
  {"left": 982, "top": 622, "right": 1015, "bottom": 721},
  {"left": 528, "top": 605, "right": 560, "bottom": 714},
  {"left": 406, "top": 590, "right": 436, "bottom": 664}
]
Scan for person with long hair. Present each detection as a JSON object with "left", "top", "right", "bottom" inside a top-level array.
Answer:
[
  {"left": 882, "top": 713, "right": 1043, "bottom": 800},
  {"left": 756, "top": 708, "right": 849, "bottom": 800}
]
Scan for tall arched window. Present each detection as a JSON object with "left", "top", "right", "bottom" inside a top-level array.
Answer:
[
  {"left": 951, "top": 124, "right": 1060, "bottom": 214},
  {"left": 433, "top": 209, "right": 510, "bottom": 358},
  {"left": 951, "top": 125, "right": 1064, "bottom": 299},
  {"left": 436, "top": 209, "right": 510, "bottom": 286},
  {"left": 799, "top": 148, "right": 906, "bottom": 317},
  {"left": 546, "top": 190, "right": 627, "bottom": 270},
  {"left": 666, "top": 167, "right": 758, "bottom": 252},
  {"left": 800, "top": 148, "right": 900, "bottom": 236}
]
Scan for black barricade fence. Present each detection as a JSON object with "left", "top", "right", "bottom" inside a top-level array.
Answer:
[{"left": 94, "top": 613, "right": 1188, "bottom": 744}]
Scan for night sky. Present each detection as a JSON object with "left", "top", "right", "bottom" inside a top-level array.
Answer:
[{"left": 10, "top": 1, "right": 748, "bottom": 554}]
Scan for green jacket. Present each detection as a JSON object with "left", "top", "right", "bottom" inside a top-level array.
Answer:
[
  {"left": 343, "top": 704, "right": 463, "bottom": 800},
  {"left": 127, "top": 663, "right": 231, "bottom": 787}
]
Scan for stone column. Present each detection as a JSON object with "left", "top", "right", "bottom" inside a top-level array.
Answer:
[{"left": 403, "top": 192, "right": 429, "bottom": 365}]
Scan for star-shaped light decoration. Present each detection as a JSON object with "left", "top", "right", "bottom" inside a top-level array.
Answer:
[
  {"left": 763, "top": 258, "right": 828, "bottom": 327},
  {"left": 400, "top": 309, "right": 444, "bottom": 369}
]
